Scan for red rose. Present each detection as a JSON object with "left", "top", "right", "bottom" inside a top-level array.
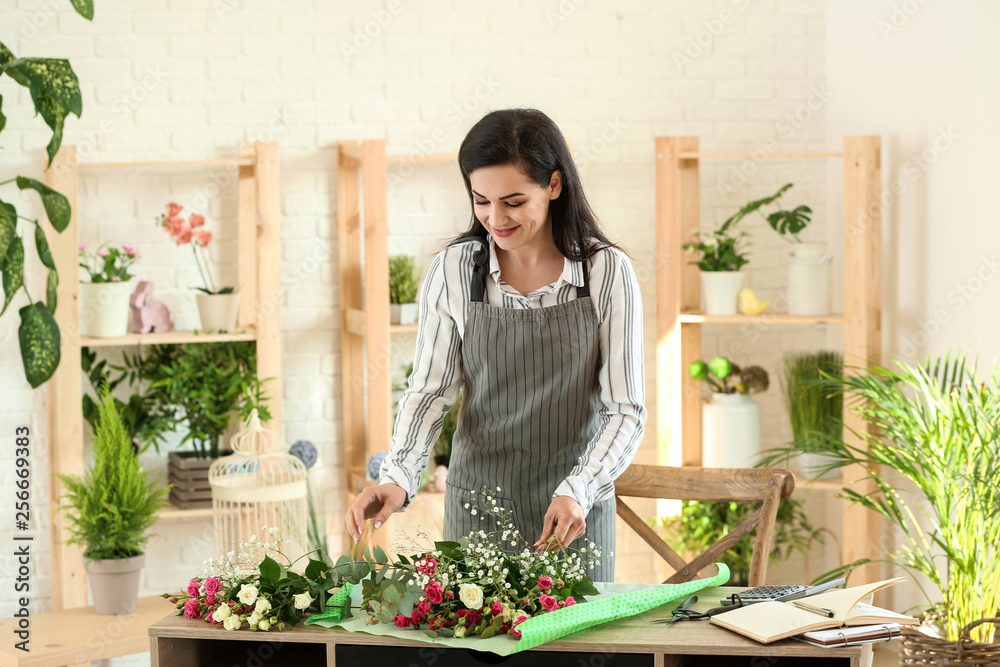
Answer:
[
  {"left": 511, "top": 615, "right": 528, "bottom": 639},
  {"left": 539, "top": 594, "right": 558, "bottom": 611},
  {"left": 429, "top": 617, "right": 446, "bottom": 630},
  {"left": 501, "top": 623, "right": 511, "bottom": 633},
  {"left": 446, "top": 591, "right": 454, "bottom": 599},
  {"left": 457, "top": 608, "right": 480, "bottom": 625},
  {"left": 394, "top": 614, "right": 410, "bottom": 629},
  {"left": 537, "top": 576, "right": 553, "bottom": 590},
  {"left": 411, "top": 600, "right": 431, "bottom": 624},
  {"left": 203, "top": 577, "right": 222, "bottom": 595},
  {"left": 187, "top": 579, "right": 201, "bottom": 597},
  {"left": 183, "top": 598, "right": 200, "bottom": 619},
  {"left": 424, "top": 581, "right": 444, "bottom": 605},
  {"left": 491, "top": 600, "right": 503, "bottom": 617},
  {"left": 205, "top": 595, "right": 216, "bottom": 606}
]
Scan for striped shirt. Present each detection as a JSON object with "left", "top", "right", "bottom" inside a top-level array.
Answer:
[{"left": 379, "top": 235, "right": 646, "bottom": 517}]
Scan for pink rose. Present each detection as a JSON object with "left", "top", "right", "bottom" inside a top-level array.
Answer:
[
  {"left": 97, "top": 249, "right": 109, "bottom": 258},
  {"left": 167, "top": 202, "right": 183, "bottom": 217},
  {"left": 564, "top": 596, "right": 576, "bottom": 606},
  {"left": 189, "top": 213, "right": 205, "bottom": 228},
  {"left": 511, "top": 615, "right": 528, "bottom": 639},
  {"left": 78, "top": 244, "right": 87, "bottom": 252},
  {"left": 423, "top": 581, "right": 444, "bottom": 605},
  {"left": 183, "top": 598, "right": 200, "bottom": 618},
  {"left": 205, "top": 595, "right": 216, "bottom": 606},
  {"left": 537, "top": 576, "right": 553, "bottom": 590},
  {"left": 122, "top": 243, "right": 136, "bottom": 256},
  {"left": 416, "top": 557, "right": 438, "bottom": 576},
  {"left": 187, "top": 579, "right": 201, "bottom": 597},
  {"left": 446, "top": 591, "right": 454, "bottom": 599},
  {"left": 539, "top": 594, "right": 558, "bottom": 612},
  {"left": 457, "top": 608, "right": 479, "bottom": 625},
  {"left": 411, "top": 600, "right": 430, "bottom": 624},
  {"left": 394, "top": 614, "right": 410, "bottom": 628},
  {"left": 203, "top": 577, "right": 222, "bottom": 595},
  {"left": 491, "top": 600, "right": 503, "bottom": 617}
]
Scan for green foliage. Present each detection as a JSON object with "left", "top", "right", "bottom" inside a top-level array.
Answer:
[
  {"left": 1, "top": 4, "right": 90, "bottom": 387},
  {"left": 718, "top": 183, "right": 813, "bottom": 243},
  {"left": 681, "top": 228, "right": 750, "bottom": 272},
  {"left": 761, "top": 353, "right": 1000, "bottom": 643},
  {"left": 57, "top": 387, "right": 168, "bottom": 561},
  {"left": 779, "top": 351, "right": 843, "bottom": 455},
  {"left": 78, "top": 242, "right": 139, "bottom": 283},
  {"left": 658, "top": 497, "right": 822, "bottom": 587},
  {"left": 81, "top": 347, "right": 176, "bottom": 454},
  {"left": 389, "top": 255, "right": 419, "bottom": 304},
  {"left": 117, "top": 342, "right": 273, "bottom": 459}
]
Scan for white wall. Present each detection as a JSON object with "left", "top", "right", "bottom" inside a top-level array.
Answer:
[{"left": 0, "top": 0, "right": 837, "bottom": 628}]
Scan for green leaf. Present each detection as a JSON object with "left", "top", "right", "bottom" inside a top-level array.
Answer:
[
  {"left": 0, "top": 42, "right": 19, "bottom": 74},
  {"left": 19, "top": 177, "right": 71, "bottom": 233},
  {"left": 18, "top": 301, "right": 60, "bottom": 388},
  {"left": 383, "top": 584, "right": 400, "bottom": 604},
  {"left": 46, "top": 269, "right": 58, "bottom": 313},
  {"left": 0, "top": 93, "right": 6, "bottom": 133},
  {"left": 423, "top": 629, "right": 438, "bottom": 639},
  {"left": 70, "top": 0, "right": 94, "bottom": 20},
  {"left": 0, "top": 199, "right": 16, "bottom": 267},
  {"left": 373, "top": 545, "right": 388, "bottom": 564},
  {"left": 33, "top": 222, "right": 55, "bottom": 269},
  {"left": 258, "top": 555, "right": 281, "bottom": 586},
  {"left": 5, "top": 57, "right": 82, "bottom": 166},
  {"left": 305, "top": 558, "right": 327, "bottom": 582},
  {"left": 481, "top": 626, "right": 496, "bottom": 639},
  {"left": 572, "top": 577, "right": 599, "bottom": 597},
  {"left": 3, "top": 236, "right": 25, "bottom": 316}
]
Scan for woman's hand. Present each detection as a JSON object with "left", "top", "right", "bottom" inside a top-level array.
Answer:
[
  {"left": 345, "top": 483, "right": 408, "bottom": 543},
  {"left": 534, "top": 496, "right": 586, "bottom": 552}
]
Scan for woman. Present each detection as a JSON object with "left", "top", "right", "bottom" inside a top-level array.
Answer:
[{"left": 346, "top": 108, "right": 646, "bottom": 581}]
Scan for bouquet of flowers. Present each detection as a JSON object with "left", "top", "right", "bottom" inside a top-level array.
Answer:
[
  {"left": 156, "top": 202, "right": 233, "bottom": 295},
  {"left": 163, "top": 489, "right": 606, "bottom": 638},
  {"left": 78, "top": 242, "right": 139, "bottom": 283}
]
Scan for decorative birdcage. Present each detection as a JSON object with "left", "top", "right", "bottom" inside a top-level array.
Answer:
[{"left": 209, "top": 409, "right": 308, "bottom": 567}]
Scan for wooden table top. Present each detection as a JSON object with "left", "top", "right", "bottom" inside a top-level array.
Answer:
[{"left": 148, "top": 586, "right": 871, "bottom": 659}]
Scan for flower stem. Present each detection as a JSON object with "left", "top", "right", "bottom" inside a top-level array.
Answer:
[{"left": 191, "top": 245, "right": 216, "bottom": 293}]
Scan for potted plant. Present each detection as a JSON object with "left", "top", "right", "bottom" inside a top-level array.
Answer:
[
  {"left": 389, "top": 255, "right": 419, "bottom": 325},
  {"left": 156, "top": 202, "right": 239, "bottom": 332},
  {"left": 689, "top": 356, "right": 769, "bottom": 467},
  {"left": 681, "top": 227, "right": 750, "bottom": 315},
  {"left": 762, "top": 353, "right": 1000, "bottom": 656},
  {"left": 77, "top": 242, "right": 140, "bottom": 338},
  {"left": 655, "top": 495, "right": 824, "bottom": 587},
  {"left": 778, "top": 350, "right": 843, "bottom": 481},
  {"left": 56, "top": 387, "right": 169, "bottom": 614},
  {"left": 117, "top": 342, "right": 272, "bottom": 509}
]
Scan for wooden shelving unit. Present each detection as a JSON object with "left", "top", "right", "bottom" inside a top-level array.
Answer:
[
  {"left": 655, "top": 135, "right": 883, "bottom": 584},
  {"left": 43, "top": 142, "right": 283, "bottom": 611}
]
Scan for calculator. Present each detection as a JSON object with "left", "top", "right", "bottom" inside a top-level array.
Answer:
[{"left": 719, "top": 578, "right": 845, "bottom": 605}]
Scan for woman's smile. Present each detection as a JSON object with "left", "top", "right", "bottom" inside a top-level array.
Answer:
[{"left": 491, "top": 224, "right": 520, "bottom": 238}]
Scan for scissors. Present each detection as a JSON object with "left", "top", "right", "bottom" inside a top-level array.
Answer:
[{"left": 651, "top": 593, "right": 748, "bottom": 625}]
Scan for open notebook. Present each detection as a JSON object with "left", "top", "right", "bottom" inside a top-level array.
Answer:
[{"left": 710, "top": 578, "right": 919, "bottom": 644}]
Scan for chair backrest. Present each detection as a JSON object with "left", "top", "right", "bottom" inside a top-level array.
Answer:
[{"left": 614, "top": 465, "right": 796, "bottom": 587}]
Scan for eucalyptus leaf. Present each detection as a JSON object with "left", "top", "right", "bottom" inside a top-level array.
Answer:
[
  {"left": 373, "top": 545, "right": 388, "bottom": 564},
  {"left": 19, "top": 177, "right": 71, "bottom": 233},
  {"left": 18, "top": 301, "right": 60, "bottom": 388}
]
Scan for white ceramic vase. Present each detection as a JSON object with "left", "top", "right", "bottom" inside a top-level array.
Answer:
[
  {"left": 787, "top": 242, "right": 832, "bottom": 315},
  {"left": 79, "top": 281, "right": 132, "bottom": 338},
  {"left": 87, "top": 553, "right": 145, "bottom": 614},
  {"left": 796, "top": 452, "right": 840, "bottom": 481},
  {"left": 700, "top": 271, "right": 745, "bottom": 315},
  {"left": 701, "top": 393, "right": 762, "bottom": 468},
  {"left": 195, "top": 292, "right": 240, "bottom": 332},
  {"left": 390, "top": 303, "right": 418, "bottom": 325}
]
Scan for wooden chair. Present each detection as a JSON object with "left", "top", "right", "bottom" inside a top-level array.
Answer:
[{"left": 614, "top": 464, "right": 796, "bottom": 587}]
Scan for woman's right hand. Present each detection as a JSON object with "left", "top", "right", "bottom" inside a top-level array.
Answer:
[{"left": 345, "top": 483, "right": 408, "bottom": 543}]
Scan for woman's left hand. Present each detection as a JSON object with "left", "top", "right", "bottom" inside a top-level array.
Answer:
[{"left": 534, "top": 496, "right": 586, "bottom": 552}]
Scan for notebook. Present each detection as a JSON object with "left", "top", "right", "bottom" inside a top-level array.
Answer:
[
  {"left": 709, "top": 577, "right": 918, "bottom": 644},
  {"left": 795, "top": 623, "right": 902, "bottom": 647}
]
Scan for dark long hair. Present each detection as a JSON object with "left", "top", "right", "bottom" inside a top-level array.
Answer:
[{"left": 453, "top": 108, "right": 620, "bottom": 261}]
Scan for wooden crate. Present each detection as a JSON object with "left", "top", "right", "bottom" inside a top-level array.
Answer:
[{"left": 167, "top": 451, "right": 227, "bottom": 510}]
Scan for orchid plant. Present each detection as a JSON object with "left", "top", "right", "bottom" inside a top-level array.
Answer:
[
  {"left": 156, "top": 202, "right": 234, "bottom": 295},
  {"left": 77, "top": 242, "right": 140, "bottom": 283}
]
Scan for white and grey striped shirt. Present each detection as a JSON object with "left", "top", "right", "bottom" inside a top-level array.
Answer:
[{"left": 379, "top": 235, "right": 646, "bottom": 517}]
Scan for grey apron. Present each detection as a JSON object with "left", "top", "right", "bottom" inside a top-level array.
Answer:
[{"left": 443, "top": 237, "right": 616, "bottom": 581}]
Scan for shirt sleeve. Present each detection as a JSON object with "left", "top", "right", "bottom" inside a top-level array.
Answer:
[
  {"left": 378, "top": 250, "right": 464, "bottom": 508},
  {"left": 552, "top": 250, "right": 647, "bottom": 516}
]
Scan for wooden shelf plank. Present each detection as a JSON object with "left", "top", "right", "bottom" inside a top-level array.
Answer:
[
  {"left": 78, "top": 158, "right": 254, "bottom": 169},
  {"left": 157, "top": 500, "right": 216, "bottom": 521},
  {"left": 80, "top": 330, "right": 257, "bottom": 347},
  {"left": 385, "top": 152, "right": 456, "bottom": 164},
  {"left": 0, "top": 595, "right": 175, "bottom": 667},
  {"left": 677, "top": 151, "right": 843, "bottom": 159},
  {"left": 678, "top": 312, "right": 844, "bottom": 325}
]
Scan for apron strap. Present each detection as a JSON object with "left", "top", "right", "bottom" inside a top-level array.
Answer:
[
  {"left": 577, "top": 258, "right": 591, "bottom": 299},
  {"left": 456, "top": 235, "right": 590, "bottom": 303}
]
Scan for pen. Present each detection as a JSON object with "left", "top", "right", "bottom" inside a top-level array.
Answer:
[{"left": 792, "top": 601, "right": 835, "bottom": 618}]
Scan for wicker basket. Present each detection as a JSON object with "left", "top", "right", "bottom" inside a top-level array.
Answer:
[{"left": 901, "top": 618, "right": 1000, "bottom": 666}]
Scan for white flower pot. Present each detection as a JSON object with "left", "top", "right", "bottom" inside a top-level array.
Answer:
[
  {"left": 796, "top": 452, "right": 840, "bottom": 480},
  {"left": 86, "top": 553, "right": 145, "bottom": 614},
  {"left": 196, "top": 292, "right": 240, "bottom": 332},
  {"left": 702, "top": 393, "right": 762, "bottom": 468},
  {"left": 700, "top": 271, "right": 745, "bottom": 315},
  {"left": 79, "top": 281, "right": 132, "bottom": 338},
  {"left": 787, "top": 242, "right": 832, "bottom": 315},
  {"left": 390, "top": 303, "right": 418, "bottom": 325}
]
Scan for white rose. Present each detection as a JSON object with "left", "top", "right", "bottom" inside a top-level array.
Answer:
[
  {"left": 458, "top": 583, "right": 484, "bottom": 610},
  {"left": 293, "top": 592, "right": 315, "bottom": 610},
  {"left": 237, "top": 584, "right": 259, "bottom": 605},
  {"left": 255, "top": 597, "right": 272, "bottom": 614},
  {"left": 513, "top": 611, "right": 530, "bottom": 625},
  {"left": 454, "top": 625, "right": 467, "bottom": 638},
  {"left": 212, "top": 605, "right": 232, "bottom": 622},
  {"left": 249, "top": 611, "right": 263, "bottom": 627},
  {"left": 259, "top": 619, "right": 271, "bottom": 631},
  {"left": 223, "top": 615, "right": 242, "bottom": 631},
  {"left": 500, "top": 602, "right": 515, "bottom": 623}
]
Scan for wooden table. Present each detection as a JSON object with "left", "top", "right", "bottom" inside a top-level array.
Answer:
[
  {"left": 0, "top": 596, "right": 175, "bottom": 667},
  {"left": 148, "top": 587, "right": 873, "bottom": 667}
]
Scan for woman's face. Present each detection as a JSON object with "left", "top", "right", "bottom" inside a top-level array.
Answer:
[{"left": 469, "top": 164, "right": 562, "bottom": 253}]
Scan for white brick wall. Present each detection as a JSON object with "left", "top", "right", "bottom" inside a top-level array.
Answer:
[{"left": 0, "top": 0, "right": 832, "bottom": 631}]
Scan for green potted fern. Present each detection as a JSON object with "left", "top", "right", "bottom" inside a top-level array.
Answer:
[
  {"left": 57, "top": 387, "right": 169, "bottom": 614},
  {"left": 389, "top": 255, "right": 419, "bottom": 325},
  {"left": 779, "top": 351, "right": 843, "bottom": 480}
]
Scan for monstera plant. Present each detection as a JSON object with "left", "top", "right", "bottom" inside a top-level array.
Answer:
[{"left": 0, "top": 0, "right": 91, "bottom": 387}]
